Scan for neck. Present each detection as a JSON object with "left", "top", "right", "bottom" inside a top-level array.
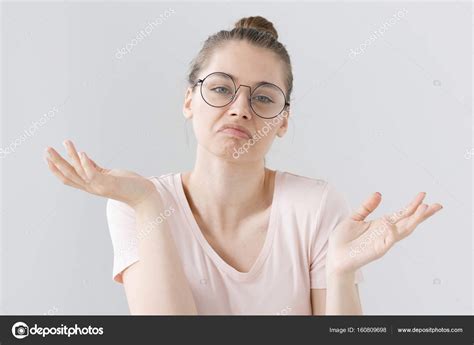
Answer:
[{"left": 181, "top": 145, "right": 275, "bottom": 234}]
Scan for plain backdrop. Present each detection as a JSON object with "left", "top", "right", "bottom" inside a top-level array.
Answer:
[{"left": 1, "top": 1, "right": 472, "bottom": 315}]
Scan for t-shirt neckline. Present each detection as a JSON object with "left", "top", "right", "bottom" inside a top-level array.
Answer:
[{"left": 174, "top": 170, "right": 282, "bottom": 282}]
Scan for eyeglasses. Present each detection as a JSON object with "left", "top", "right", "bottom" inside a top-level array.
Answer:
[{"left": 193, "top": 72, "right": 290, "bottom": 119}]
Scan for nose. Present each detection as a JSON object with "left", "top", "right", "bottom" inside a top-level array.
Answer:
[{"left": 228, "top": 85, "right": 253, "bottom": 120}]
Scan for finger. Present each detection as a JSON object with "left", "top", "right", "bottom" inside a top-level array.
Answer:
[
  {"left": 406, "top": 202, "right": 443, "bottom": 232},
  {"left": 351, "top": 192, "right": 382, "bottom": 221},
  {"left": 399, "top": 203, "right": 431, "bottom": 239},
  {"left": 421, "top": 203, "right": 443, "bottom": 219},
  {"left": 382, "top": 192, "right": 426, "bottom": 224},
  {"left": 46, "top": 157, "right": 84, "bottom": 189},
  {"left": 46, "top": 147, "right": 86, "bottom": 186},
  {"left": 63, "top": 140, "right": 88, "bottom": 182},
  {"left": 400, "top": 192, "right": 426, "bottom": 219},
  {"left": 79, "top": 151, "right": 100, "bottom": 183}
]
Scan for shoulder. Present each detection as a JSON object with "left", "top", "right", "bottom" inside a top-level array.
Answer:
[
  {"left": 278, "top": 171, "right": 328, "bottom": 206},
  {"left": 279, "top": 171, "right": 327, "bottom": 193},
  {"left": 277, "top": 170, "right": 351, "bottom": 219},
  {"left": 147, "top": 172, "right": 177, "bottom": 192}
]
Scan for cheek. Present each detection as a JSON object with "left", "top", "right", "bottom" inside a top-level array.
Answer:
[
  {"left": 254, "top": 119, "right": 280, "bottom": 143},
  {"left": 191, "top": 103, "right": 221, "bottom": 138}
]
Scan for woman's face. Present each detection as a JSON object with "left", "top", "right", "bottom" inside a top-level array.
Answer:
[{"left": 183, "top": 40, "right": 290, "bottom": 162}]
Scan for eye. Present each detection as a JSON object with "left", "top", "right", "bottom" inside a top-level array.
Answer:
[
  {"left": 253, "top": 95, "right": 274, "bottom": 104},
  {"left": 211, "top": 86, "right": 232, "bottom": 95}
]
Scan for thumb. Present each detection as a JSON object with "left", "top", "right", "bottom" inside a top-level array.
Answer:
[{"left": 351, "top": 192, "right": 382, "bottom": 221}]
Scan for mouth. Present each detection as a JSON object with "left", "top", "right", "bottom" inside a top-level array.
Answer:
[{"left": 218, "top": 124, "right": 251, "bottom": 139}]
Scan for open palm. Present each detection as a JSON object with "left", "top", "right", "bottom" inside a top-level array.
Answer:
[
  {"left": 326, "top": 192, "right": 443, "bottom": 275},
  {"left": 45, "top": 139, "right": 158, "bottom": 208}
]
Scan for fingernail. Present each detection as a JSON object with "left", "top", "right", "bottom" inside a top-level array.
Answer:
[{"left": 375, "top": 192, "right": 382, "bottom": 197}]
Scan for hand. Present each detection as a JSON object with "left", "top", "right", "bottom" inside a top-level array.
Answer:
[
  {"left": 44, "top": 139, "right": 158, "bottom": 208},
  {"left": 326, "top": 192, "right": 443, "bottom": 276}
]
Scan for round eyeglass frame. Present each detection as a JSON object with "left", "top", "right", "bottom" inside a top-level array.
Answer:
[{"left": 192, "top": 71, "right": 290, "bottom": 119}]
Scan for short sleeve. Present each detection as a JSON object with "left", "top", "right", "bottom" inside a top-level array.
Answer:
[
  {"left": 309, "top": 182, "right": 364, "bottom": 289},
  {"left": 106, "top": 198, "right": 139, "bottom": 283}
]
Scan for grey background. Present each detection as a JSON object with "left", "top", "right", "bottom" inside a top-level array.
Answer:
[{"left": 1, "top": 1, "right": 472, "bottom": 315}]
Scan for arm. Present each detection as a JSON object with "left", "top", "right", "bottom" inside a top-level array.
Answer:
[
  {"left": 325, "top": 274, "right": 362, "bottom": 315},
  {"left": 122, "top": 194, "right": 197, "bottom": 315},
  {"left": 310, "top": 281, "right": 362, "bottom": 315},
  {"left": 322, "top": 191, "right": 442, "bottom": 315},
  {"left": 310, "top": 289, "right": 326, "bottom": 315},
  {"left": 44, "top": 139, "right": 197, "bottom": 314}
]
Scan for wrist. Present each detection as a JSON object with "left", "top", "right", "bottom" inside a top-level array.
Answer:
[{"left": 326, "top": 247, "right": 358, "bottom": 281}]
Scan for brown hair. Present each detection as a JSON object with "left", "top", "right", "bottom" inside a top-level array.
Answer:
[{"left": 187, "top": 16, "right": 293, "bottom": 102}]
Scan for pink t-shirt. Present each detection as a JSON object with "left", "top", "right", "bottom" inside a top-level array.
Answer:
[{"left": 106, "top": 171, "right": 364, "bottom": 315}]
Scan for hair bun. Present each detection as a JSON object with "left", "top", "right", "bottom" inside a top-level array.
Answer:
[{"left": 234, "top": 16, "right": 278, "bottom": 39}]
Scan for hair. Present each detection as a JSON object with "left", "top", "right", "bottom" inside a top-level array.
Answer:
[{"left": 187, "top": 16, "right": 293, "bottom": 102}]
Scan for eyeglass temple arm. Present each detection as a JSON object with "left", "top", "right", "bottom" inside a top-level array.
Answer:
[{"left": 192, "top": 79, "right": 203, "bottom": 88}]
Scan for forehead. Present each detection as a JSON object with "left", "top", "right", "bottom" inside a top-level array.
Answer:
[{"left": 201, "top": 40, "right": 287, "bottom": 91}]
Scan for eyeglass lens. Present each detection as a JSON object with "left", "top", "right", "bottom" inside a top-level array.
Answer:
[{"left": 200, "top": 73, "right": 286, "bottom": 119}]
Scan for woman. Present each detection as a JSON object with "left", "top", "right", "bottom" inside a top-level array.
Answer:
[{"left": 44, "top": 16, "right": 443, "bottom": 315}]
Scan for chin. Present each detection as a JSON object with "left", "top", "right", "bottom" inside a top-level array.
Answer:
[{"left": 207, "top": 139, "right": 248, "bottom": 162}]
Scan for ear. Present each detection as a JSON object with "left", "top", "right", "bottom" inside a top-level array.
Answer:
[
  {"left": 183, "top": 87, "right": 194, "bottom": 119},
  {"left": 276, "top": 109, "right": 290, "bottom": 137}
]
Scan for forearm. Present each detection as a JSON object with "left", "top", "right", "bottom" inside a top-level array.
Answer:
[
  {"left": 131, "top": 194, "right": 197, "bottom": 315},
  {"left": 325, "top": 272, "right": 363, "bottom": 315}
]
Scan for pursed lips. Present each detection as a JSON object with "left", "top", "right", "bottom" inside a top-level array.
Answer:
[{"left": 218, "top": 125, "right": 252, "bottom": 139}]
